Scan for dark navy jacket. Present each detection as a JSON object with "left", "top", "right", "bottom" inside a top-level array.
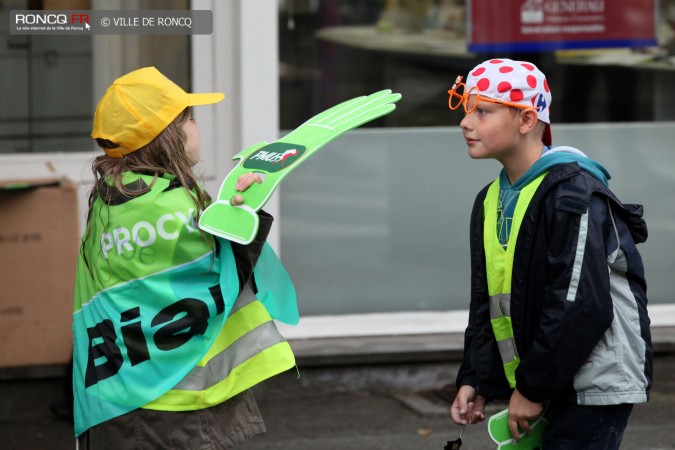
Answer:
[{"left": 457, "top": 162, "right": 652, "bottom": 405}]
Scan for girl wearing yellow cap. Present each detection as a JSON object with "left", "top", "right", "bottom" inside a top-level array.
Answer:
[{"left": 73, "top": 67, "right": 298, "bottom": 449}]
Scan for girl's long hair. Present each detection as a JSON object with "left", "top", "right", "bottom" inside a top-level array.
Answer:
[{"left": 81, "top": 108, "right": 212, "bottom": 277}]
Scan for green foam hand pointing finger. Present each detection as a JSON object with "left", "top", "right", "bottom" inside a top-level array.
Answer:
[{"left": 199, "top": 89, "right": 402, "bottom": 244}]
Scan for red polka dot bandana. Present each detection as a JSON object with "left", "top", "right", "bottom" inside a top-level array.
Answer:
[{"left": 465, "top": 58, "right": 551, "bottom": 125}]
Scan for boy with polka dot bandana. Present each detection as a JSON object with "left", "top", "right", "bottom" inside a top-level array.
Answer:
[{"left": 448, "top": 59, "right": 652, "bottom": 449}]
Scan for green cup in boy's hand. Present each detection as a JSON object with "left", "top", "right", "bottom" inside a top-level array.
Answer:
[{"left": 199, "top": 89, "right": 402, "bottom": 244}]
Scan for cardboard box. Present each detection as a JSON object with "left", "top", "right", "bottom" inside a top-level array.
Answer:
[{"left": 0, "top": 178, "right": 79, "bottom": 368}]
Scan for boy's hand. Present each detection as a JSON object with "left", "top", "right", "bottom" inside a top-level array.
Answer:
[
  {"left": 231, "top": 172, "right": 263, "bottom": 206},
  {"left": 507, "top": 388, "right": 543, "bottom": 441},
  {"left": 451, "top": 385, "right": 486, "bottom": 425}
]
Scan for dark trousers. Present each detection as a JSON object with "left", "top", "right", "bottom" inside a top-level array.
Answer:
[{"left": 542, "top": 402, "right": 634, "bottom": 450}]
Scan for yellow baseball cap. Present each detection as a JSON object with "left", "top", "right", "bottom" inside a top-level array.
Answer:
[{"left": 91, "top": 66, "right": 224, "bottom": 158}]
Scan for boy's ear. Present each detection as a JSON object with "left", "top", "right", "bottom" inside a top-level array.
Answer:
[{"left": 519, "top": 109, "right": 540, "bottom": 135}]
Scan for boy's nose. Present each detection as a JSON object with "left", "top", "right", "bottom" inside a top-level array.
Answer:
[{"left": 459, "top": 114, "right": 472, "bottom": 130}]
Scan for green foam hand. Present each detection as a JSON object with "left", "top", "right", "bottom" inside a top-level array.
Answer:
[
  {"left": 488, "top": 408, "right": 548, "bottom": 450},
  {"left": 199, "top": 89, "right": 402, "bottom": 244}
]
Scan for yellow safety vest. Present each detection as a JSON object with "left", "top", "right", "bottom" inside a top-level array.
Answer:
[
  {"left": 144, "top": 285, "right": 295, "bottom": 411},
  {"left": 483, "top": 173, "right": 546, "bottom": 388}
]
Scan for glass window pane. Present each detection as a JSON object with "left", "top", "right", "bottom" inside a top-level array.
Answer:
[
  {"left": 278, "top": 0, "right": 675, "bottom": 128},
  {"left": 0, "top": 0, "right": 190, "bottom": 154},
  {"left": 277, "top": 0, "right": 675, "bottom": 314}
]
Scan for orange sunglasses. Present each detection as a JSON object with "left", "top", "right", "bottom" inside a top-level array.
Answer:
[{"left": 447, "top": 75, "right": 536, "bottom": 115}]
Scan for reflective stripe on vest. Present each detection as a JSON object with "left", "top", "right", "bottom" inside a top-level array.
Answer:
[
  {"left": 143, "top": 285, "right": 295, "bottom": 410},
  {"left": 483, "top": 172, "right": 547, "bottom": 388}
]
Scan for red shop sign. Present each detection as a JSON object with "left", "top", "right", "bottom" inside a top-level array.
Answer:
[{"left": 469, "top": 0, "right": 657, "bottom": 52}]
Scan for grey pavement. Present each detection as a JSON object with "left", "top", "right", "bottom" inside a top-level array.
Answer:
[{"left": 1, "top": 330, "right": 674, "bottom": 450}]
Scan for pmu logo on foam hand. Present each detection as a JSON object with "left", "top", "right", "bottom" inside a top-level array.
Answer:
[{"left": 243, "top": 142, "right": 306, "bottom": 173}]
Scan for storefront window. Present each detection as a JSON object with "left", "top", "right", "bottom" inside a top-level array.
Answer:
[
  {"left": 277, "top": 0, "right": 674, "bottom": 314},
  {"left": 0, "top": 0, "right": 190, "bottom": 154},
  {"left": 278, "top": 0, "right": 675, "bottom": 129}
]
